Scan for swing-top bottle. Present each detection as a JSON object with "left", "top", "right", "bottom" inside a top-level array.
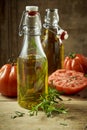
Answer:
[
  {"left": 42, "top": 9, "right": 68, "bottom": 75},
  {"left": 17, "top": 6, "right": 48, "bottom": 109}
]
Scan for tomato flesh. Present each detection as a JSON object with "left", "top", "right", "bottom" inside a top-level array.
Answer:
[{"left": 48, "top": 69, "right": 87, "bottom": 95}]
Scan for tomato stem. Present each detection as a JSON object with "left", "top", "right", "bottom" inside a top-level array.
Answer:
[
  {"left": 8, "top": 55, "right": 17, "bottom": 66},
  {"left": 69, "top": 52, "right": 76, "bottom": 59}
]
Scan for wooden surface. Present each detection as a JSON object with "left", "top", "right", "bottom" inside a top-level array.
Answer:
[{"left": 0, "top": 88, "right": 87, "bottom": 130}]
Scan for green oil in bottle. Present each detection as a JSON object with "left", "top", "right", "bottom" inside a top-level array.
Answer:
[{"left": 17, "top": 54, "right": 48, "bottom": 109}]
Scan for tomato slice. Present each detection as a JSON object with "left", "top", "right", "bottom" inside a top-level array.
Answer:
[{"left": 48, "top": 69, "right": 87, "bottom": 95}]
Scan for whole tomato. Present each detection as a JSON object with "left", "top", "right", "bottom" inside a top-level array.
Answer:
[
  {"left": 64, "top": 53, "right": 87, "bottom": 74},
  {"left": 0, "top": 63, "right": 17, "bottom": 97}
]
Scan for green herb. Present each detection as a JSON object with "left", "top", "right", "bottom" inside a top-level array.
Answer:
[
  {"left": 60, "top": 122, "right": 68, "bottom": 126},
  {"left": 29, "top": 87, "right": 67, "bottom": 117},
  {"left": 11, "top": 111, "right": 25, "bottom": 119}
]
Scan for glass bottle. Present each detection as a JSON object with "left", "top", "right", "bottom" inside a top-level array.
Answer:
[
  {"left": 42, "top": 9, "right": 68, "bottom": 75},
  {"left": 17, "top": 6, "right": 48, "bottom": 109}
]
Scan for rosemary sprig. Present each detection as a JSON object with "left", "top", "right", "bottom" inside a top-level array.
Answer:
[
  {"left": 29, "top": 87, "right": 67, "bottom": 117},
  {"left": 11, "top": 111, "right": 25, "bottom": 119}
]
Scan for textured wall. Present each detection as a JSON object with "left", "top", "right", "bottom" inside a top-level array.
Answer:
[{"left": 0, "top": 0, "right": 87, "bottom": 67}]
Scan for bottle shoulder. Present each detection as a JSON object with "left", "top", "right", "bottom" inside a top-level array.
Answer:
[{"left": 19, "top": 35, "right": 47, "bottom": 59}]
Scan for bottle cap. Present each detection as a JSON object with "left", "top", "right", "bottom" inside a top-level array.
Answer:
[{"left": 25, "top": 6, "right": 38, "bottom": 11}]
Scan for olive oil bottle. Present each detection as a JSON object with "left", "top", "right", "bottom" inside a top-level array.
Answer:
[
  {"left": 17, "top": 6, "right": 48, "bottom": 109},
  {"left": 42, "top": 9, "right": 68, "bottom": 75}
]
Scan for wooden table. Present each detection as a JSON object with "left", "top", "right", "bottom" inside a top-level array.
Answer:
[{"left": 0, "top": 88, "right": 87, "bottom": 130}]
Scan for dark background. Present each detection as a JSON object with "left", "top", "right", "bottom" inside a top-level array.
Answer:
[{"left": 0, "top": 0, "right": 87, "bottom": 67}]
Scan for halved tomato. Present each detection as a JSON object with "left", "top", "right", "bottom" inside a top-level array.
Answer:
[{"left": 48, "top": 69, "right": 87, "bottom": 95}]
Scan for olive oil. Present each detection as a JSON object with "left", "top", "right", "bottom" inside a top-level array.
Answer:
[
  {"left": 42, "top": 28, "right": 62, "bottom": 74},
  {"left": 17, "top": 54, "right": 48, "bottom": 109}
]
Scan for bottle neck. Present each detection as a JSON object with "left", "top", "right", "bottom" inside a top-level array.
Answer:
[
  {"left": 19, "top": 10, "right": 42, "bottom": 36},
  {"left": 43, "top": 9, "right": 68, "bottom": 44},
  {"left": 23, "top": 26, "right": 41, "bottom": 36},
  {"left": 23, "top": 33, "right": 41, "bottom": 47},
  {"left": 44, "top": 9, "right": 59, "bottom": 28}
]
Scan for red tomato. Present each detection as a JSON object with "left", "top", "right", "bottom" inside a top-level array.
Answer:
[
  {"left": 0, "top": 64, "right": 17, "bottom": 97},
  {"left": 64, "top": 53, "right": 87, "bottom": 74},
  {"left": 48, "top": 69, "right": 87, "bottom": 95}
]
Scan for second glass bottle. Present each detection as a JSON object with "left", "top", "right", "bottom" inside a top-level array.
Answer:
[{"left": 42, "top": 9, "right": 68, "bottom": 75}]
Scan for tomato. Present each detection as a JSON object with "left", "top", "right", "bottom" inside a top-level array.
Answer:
[
  {"left": 48, "top": 69, "right": 87, "bottom": 95},
  {"left": 0, "top": 64, "right": 17, "bottom": 97},
  {"left": 64, "top": 53, "right": 87, "bottom": 74}
]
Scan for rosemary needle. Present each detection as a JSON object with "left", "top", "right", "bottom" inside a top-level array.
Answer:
[{"left": 11, "top": 111, "right": 25, "bottom": 119}]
